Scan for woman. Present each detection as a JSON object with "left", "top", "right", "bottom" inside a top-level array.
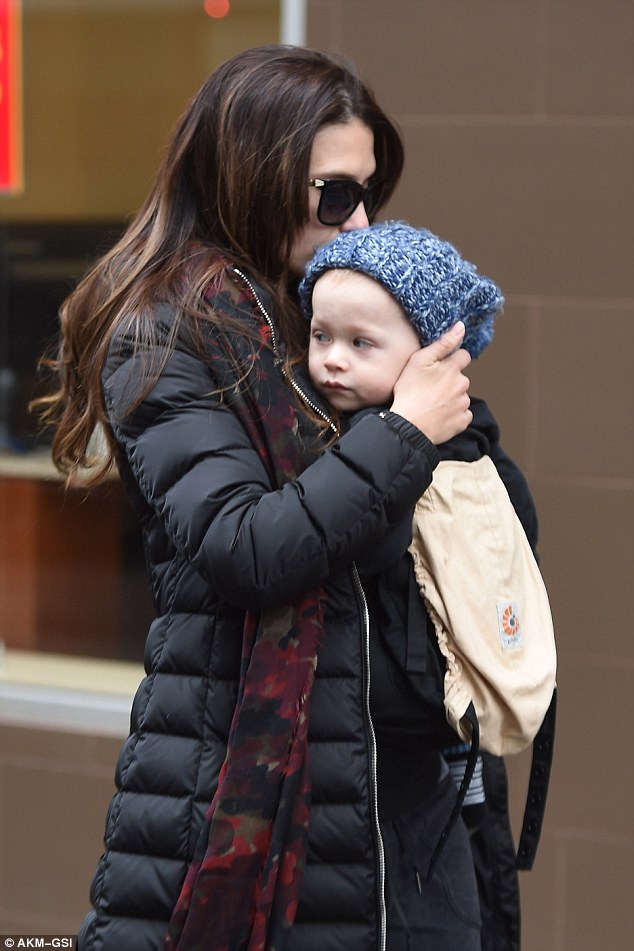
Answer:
[{"left": 43, "top": 46, "right": 510, "bottom": 951}]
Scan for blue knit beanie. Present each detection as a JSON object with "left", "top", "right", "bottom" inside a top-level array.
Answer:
[{"left": 298, "top": 221, "right": 503, "bottom": 358}]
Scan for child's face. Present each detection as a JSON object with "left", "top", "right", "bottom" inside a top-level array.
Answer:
[{"left": 308, "top": 269, "right": 420, "bottom": 412}]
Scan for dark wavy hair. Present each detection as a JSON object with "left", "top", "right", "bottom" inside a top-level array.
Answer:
[{"left": 39, "top": 45, "right": 404, "bottom": 484}]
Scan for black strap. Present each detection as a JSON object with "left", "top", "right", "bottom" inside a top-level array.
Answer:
[
  {"left": 427, "top": 689, "right": 557, "bottom": 879},
  {"left": 426, "top": 701, "right": 480, "bottom": 879},
  {"left": 515, "top": 688, "right": 557, "bottom": 870},
  {"left": 405, "top": 566, "right": 427, "bottom": 674}
]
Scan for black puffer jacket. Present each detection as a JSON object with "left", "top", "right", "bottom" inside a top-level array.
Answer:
[{"left": 78, "top": 271, "right": 441, "bottom": 951}]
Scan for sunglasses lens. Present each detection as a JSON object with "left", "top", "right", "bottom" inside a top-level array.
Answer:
[{"left": 318, "top": 181, "right": 364, "bottom": 225}]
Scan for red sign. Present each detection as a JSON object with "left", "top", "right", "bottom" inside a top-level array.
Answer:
[{"left": 0, "top": 0, "right": 22, "bottom": 193}]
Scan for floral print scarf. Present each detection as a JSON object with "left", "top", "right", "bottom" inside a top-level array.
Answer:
[{"left": 164, "top": 272, "right": 326, "bottom": 951}]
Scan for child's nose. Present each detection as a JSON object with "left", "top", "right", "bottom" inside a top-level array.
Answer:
[{"left": 324, "top": 344, "right": 347, "bottom": 370}]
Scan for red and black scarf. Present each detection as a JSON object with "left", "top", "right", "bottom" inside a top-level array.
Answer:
[{"left": 164, "top": 274, "right": 325, "bottom": 951}]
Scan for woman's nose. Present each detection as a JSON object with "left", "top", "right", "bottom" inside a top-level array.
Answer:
[{"left": 340, "top": 201, "right": 370, "bottom": 232}]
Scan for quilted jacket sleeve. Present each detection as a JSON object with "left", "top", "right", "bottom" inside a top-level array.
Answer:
[{"left": 103, "top": 327, "right": 439, "bottom": 611}]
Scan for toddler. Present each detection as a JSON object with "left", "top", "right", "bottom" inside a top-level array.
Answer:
[{"left": 299, "top": 221, "right": 505, "bottom": 830}]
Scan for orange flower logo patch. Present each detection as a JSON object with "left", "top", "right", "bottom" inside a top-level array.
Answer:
[{"left": 497, "top": 600, "right": 523, "bottom": 650}]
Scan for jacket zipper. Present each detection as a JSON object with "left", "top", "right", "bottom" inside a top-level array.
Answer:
[
  {"left": 229, "top": 266, "right": 338, "bottom": 435},
  {"left": 353, "top": 563, "right": 387, "bottom": 951},
  {"left": 231, "top": 265, "right": 386, "bottom": 947}
]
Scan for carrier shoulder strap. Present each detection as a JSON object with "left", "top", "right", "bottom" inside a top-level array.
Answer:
[
  {"left": 427, "top": 688, "right": 557, "bottom": 879},
  {"left": 426, "top": 702, "right": 480, "bottom": 879},
  {"left": 515, "top": 688, "right": 557, "bottom": 870}
]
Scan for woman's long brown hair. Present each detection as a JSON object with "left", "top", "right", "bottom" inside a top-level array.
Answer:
[{"left": 39, "top": 45, "right": 404, "bottom": 485}]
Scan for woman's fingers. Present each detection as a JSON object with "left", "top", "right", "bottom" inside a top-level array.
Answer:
[
  {"left": 420, "top": 322, "right": 467, "bottom": 363},
  {"left": 390, "top": 324, "right": 473, "bottom": 444}
]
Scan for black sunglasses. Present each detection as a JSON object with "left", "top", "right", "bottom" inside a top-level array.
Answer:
[{"left": 309, "top": 177, "right": 382, "bottom": 226}]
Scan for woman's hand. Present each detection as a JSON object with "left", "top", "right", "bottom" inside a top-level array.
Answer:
[{"left": 390, "top": 322, "right": 472, "bottom": 444}]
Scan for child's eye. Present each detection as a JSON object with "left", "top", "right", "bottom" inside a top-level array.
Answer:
[
  {"left": 312, "top": 330, "right": 330, "bottom": 343},
  {"left": 353, "top": 338, "right": 372, "bottom": 349}
]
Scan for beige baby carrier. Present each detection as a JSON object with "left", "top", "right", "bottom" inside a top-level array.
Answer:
[{"left": 409, "top": 455, "right": 557, "bottom": 874}]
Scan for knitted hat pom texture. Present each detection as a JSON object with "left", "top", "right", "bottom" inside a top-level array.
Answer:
[{"left": 298, "top": 221, "right": 504, "bottom": 358}]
